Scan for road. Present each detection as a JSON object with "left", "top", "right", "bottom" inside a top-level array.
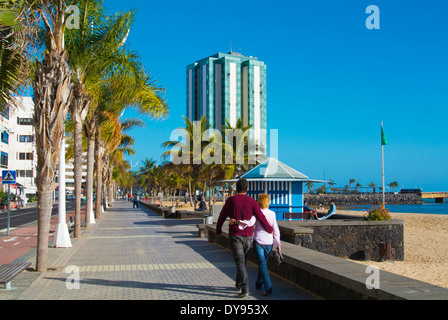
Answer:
[{"left": 0, "top": 200, "right": 79, "bottom": 234}]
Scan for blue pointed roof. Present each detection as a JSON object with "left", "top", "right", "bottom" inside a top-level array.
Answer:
[
  {"left": 217, "top": 158, "right": 327, "bottom": 183},
  {"left": 238, "top": 158, "right": 309, "bottom": 180}
]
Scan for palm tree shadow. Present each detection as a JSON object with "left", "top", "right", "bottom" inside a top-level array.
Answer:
[{"left": 48, "top": 277, "right": 236, "bottom": 298}]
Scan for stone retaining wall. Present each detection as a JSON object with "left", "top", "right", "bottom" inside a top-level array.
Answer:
[{"left": 278, "top": 219, "right": 405, "bottom": 261}]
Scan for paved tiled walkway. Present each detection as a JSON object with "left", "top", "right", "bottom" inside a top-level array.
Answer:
[{"left": 3, "top": 200, "right": 317, "bottom": 300}]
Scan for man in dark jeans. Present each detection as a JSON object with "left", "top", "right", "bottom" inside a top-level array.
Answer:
[{"left": 216, "top": 178, "right": 273, "bottom": 298}]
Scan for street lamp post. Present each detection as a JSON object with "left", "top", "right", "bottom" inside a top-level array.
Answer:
[{"left": 54, "top": 133, "right": 72, "bottom": 248}]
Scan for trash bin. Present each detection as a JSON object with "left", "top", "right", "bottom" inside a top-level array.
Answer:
[
  {"left": 379, "top": 242, "right": 392, "bottom": 261},
  {"left": 204, "top": 215, "right": 213, "bottom": 224}
]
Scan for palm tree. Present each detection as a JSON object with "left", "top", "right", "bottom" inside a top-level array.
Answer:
[
  {"left": 96, "top": 108, "right": 124, "bottom": 211},
  {"left": 222, "top": 118, "right": 257, "bottom": 179},
  {"left": 161, "top": 115, "right": 212, "bottom": 207},
  {"left": 88, "top": 46, "right": 167, "bottom": 219},
  {"left": 306, "top": 182, "right": 315, "bottom": 194},
  {"left": 137, "top": 157, "right": 157, "bottom": 181},
  {"left": 109, "top": 133, "right": 137, "bottom": 204},
  {"left": 149, "top": 165, "right": 166, "bottom": 205},
  {"left": 169, "top": 171, "right": 186, "bottom": 204},
  {"left": 393, "top": 181, "right": 399, "bottom": 192},
  {"left": 162, "top": 116, "right": 265, "bottom": 206},
  {"left": 368, "top": 182, "right": 376, "bottom": 194},
  {"left": 389, "top": 181, "right": 399, "bottom": 193},
  {"left": 209, "top": 118, "right": 257, "bottom": 198},
  {"left": 94, "top": 125, "right": 105, "bottom": 219},
  {"left": 110, "top": 126, "right": 137, "bottom": 195},
  {"left": 107, "top": 118, "right": 145, "bottom": 204},
  {"left": 28, "top": 0, "right": 74, "bottom": 272},
  {"left": 136, "top": 157, "right": 159, "bottom": 197},
  {"left": 0, "top": 0, "right": 30, "bottom": 111},
  {"left": 99, "top": 71, "right": 167, "bottom": 208},
  {"left": 65, "top": 1, "right": 139, "bottom": 236},
  {"left": 95, "top": 106, "right": 152, "bottom": 214},
  {"left": 349, "top": 179, "right": 356, "bottom": 193},
  {"left": 83, "top": 112, "right": 97, "bottom": 227},
  {"left": 328, "top": 179, "right": 336, "bottom": 193}
]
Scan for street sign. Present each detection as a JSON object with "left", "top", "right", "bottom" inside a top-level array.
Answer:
[
  {"left": 2, "top": 170, "right": 16, "bottom": 236},
  {"left": 2, "top": 170, "right": 16, "bottom": 184}
]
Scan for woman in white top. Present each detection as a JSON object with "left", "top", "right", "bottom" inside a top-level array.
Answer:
[{"left": 230, "top": 194, "right": 281, "bottom": 296}]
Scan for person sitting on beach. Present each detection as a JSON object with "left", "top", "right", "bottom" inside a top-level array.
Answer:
[
  {"left": 303, "top": 200, "right": 318, "bottom": 220},
  {"left": 327, "top": 200, "right": 336, "bottom": 215},
  {"left": 195, "top": 197, "right": 207, "bottom": 211}
]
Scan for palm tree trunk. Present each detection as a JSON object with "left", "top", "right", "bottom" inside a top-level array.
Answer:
[
  {"left": 159, "top": 187, "right": 163, "bottom": 207},
  {"left": 84, "top": 116, "right": 97, "bottom": 227},
  {"left": 33, "top": 49, "right": 72, "bottom": 272},
  {"left": 74, "top": 117, "right": 82, "bottom": 238},
  {"left": 95, "top": 134, "right": 104, "bottom": 220},
  {"left": 102, "top": 153, "right": 110, "bottom": 211},
  {"left": 209, "top": 177, "right": 213, "bottom": 209},
  {"left": 36, "top": 190, "right": 53, "bottom": 272},
  {"left": 85, "top": 134, "right": 95, "bottom": 228},
  {"left": 71, "top": 104, "right": 83, "bottom": 238},
  {"left": 188, "top": 177, "right": 193, "bottom": 206},
  {"left": 108, "top": 169, "right": 114, "bottom": 205},
  {"left": 69, "top": 85, "right": 90, "bottom": 237},
  {"left": 222, "top": 183, "right": 226, "bottom": 203}
]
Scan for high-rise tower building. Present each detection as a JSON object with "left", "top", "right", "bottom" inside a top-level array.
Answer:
[{"left": 186, "top": 52, "right": 267, "bottom": 154}]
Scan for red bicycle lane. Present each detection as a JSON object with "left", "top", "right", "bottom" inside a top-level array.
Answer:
[{"left": 0, "top": 209, "right": 85, "bottom": 265}]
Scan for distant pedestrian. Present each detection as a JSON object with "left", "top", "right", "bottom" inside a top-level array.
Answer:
[
  {"left": 216, "top": 178, "right": 273, "bottom": 298},
  {"left": 133, "top": 194, "right": 139, "bottom": 208}
]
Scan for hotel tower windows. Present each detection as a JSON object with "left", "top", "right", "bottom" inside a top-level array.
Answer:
[{"left": 186, "top": 52, "right": 267, "bottom": 155}]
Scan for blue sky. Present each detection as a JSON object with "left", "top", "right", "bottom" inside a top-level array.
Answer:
[{"left": 104, "top": 0, "right": 448, "bottom": 192}]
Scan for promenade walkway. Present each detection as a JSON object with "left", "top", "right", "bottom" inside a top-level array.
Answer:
[{"left": 1, "top": 200, "right": 318, "bottom": 301}]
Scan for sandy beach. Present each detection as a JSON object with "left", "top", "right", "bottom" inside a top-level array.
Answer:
[{"left": 338, "top": 210, "right": 448, "bottom": 289}]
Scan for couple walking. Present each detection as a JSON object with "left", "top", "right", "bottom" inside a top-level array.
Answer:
[{"left": 216, "top": 178, "right": 281, "bottom": 298}]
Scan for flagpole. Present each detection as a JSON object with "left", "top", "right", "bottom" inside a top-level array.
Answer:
[{"left": 382, "top": 142, "right": 385, "bottom": 206}]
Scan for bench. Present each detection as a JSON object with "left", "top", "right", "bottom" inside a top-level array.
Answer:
[{"left": 0, "top": 262, "right": 31, "bottom": 290}]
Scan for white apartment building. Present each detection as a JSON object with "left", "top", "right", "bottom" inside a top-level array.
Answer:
[
  {"left": 0, "top": 97, "right": 37, "bottom": 198},
  {"left": 0, "top": 97, "right": 86, "bottom": 199},
  {"left": 57, "top": 152, "right": 88, "bottom": 196}
]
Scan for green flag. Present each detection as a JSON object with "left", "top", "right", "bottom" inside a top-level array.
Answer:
[{"left": 381, "top": 122, "right": 389, "bottom": 146}]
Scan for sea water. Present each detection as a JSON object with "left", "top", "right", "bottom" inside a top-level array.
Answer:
[{"left": 346, "top": 199, "right": 448, "bottom": 215}]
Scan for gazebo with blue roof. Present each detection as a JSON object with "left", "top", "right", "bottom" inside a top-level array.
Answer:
[{"left": 226, "top": 158, "right": 326, "bottom": 220}]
